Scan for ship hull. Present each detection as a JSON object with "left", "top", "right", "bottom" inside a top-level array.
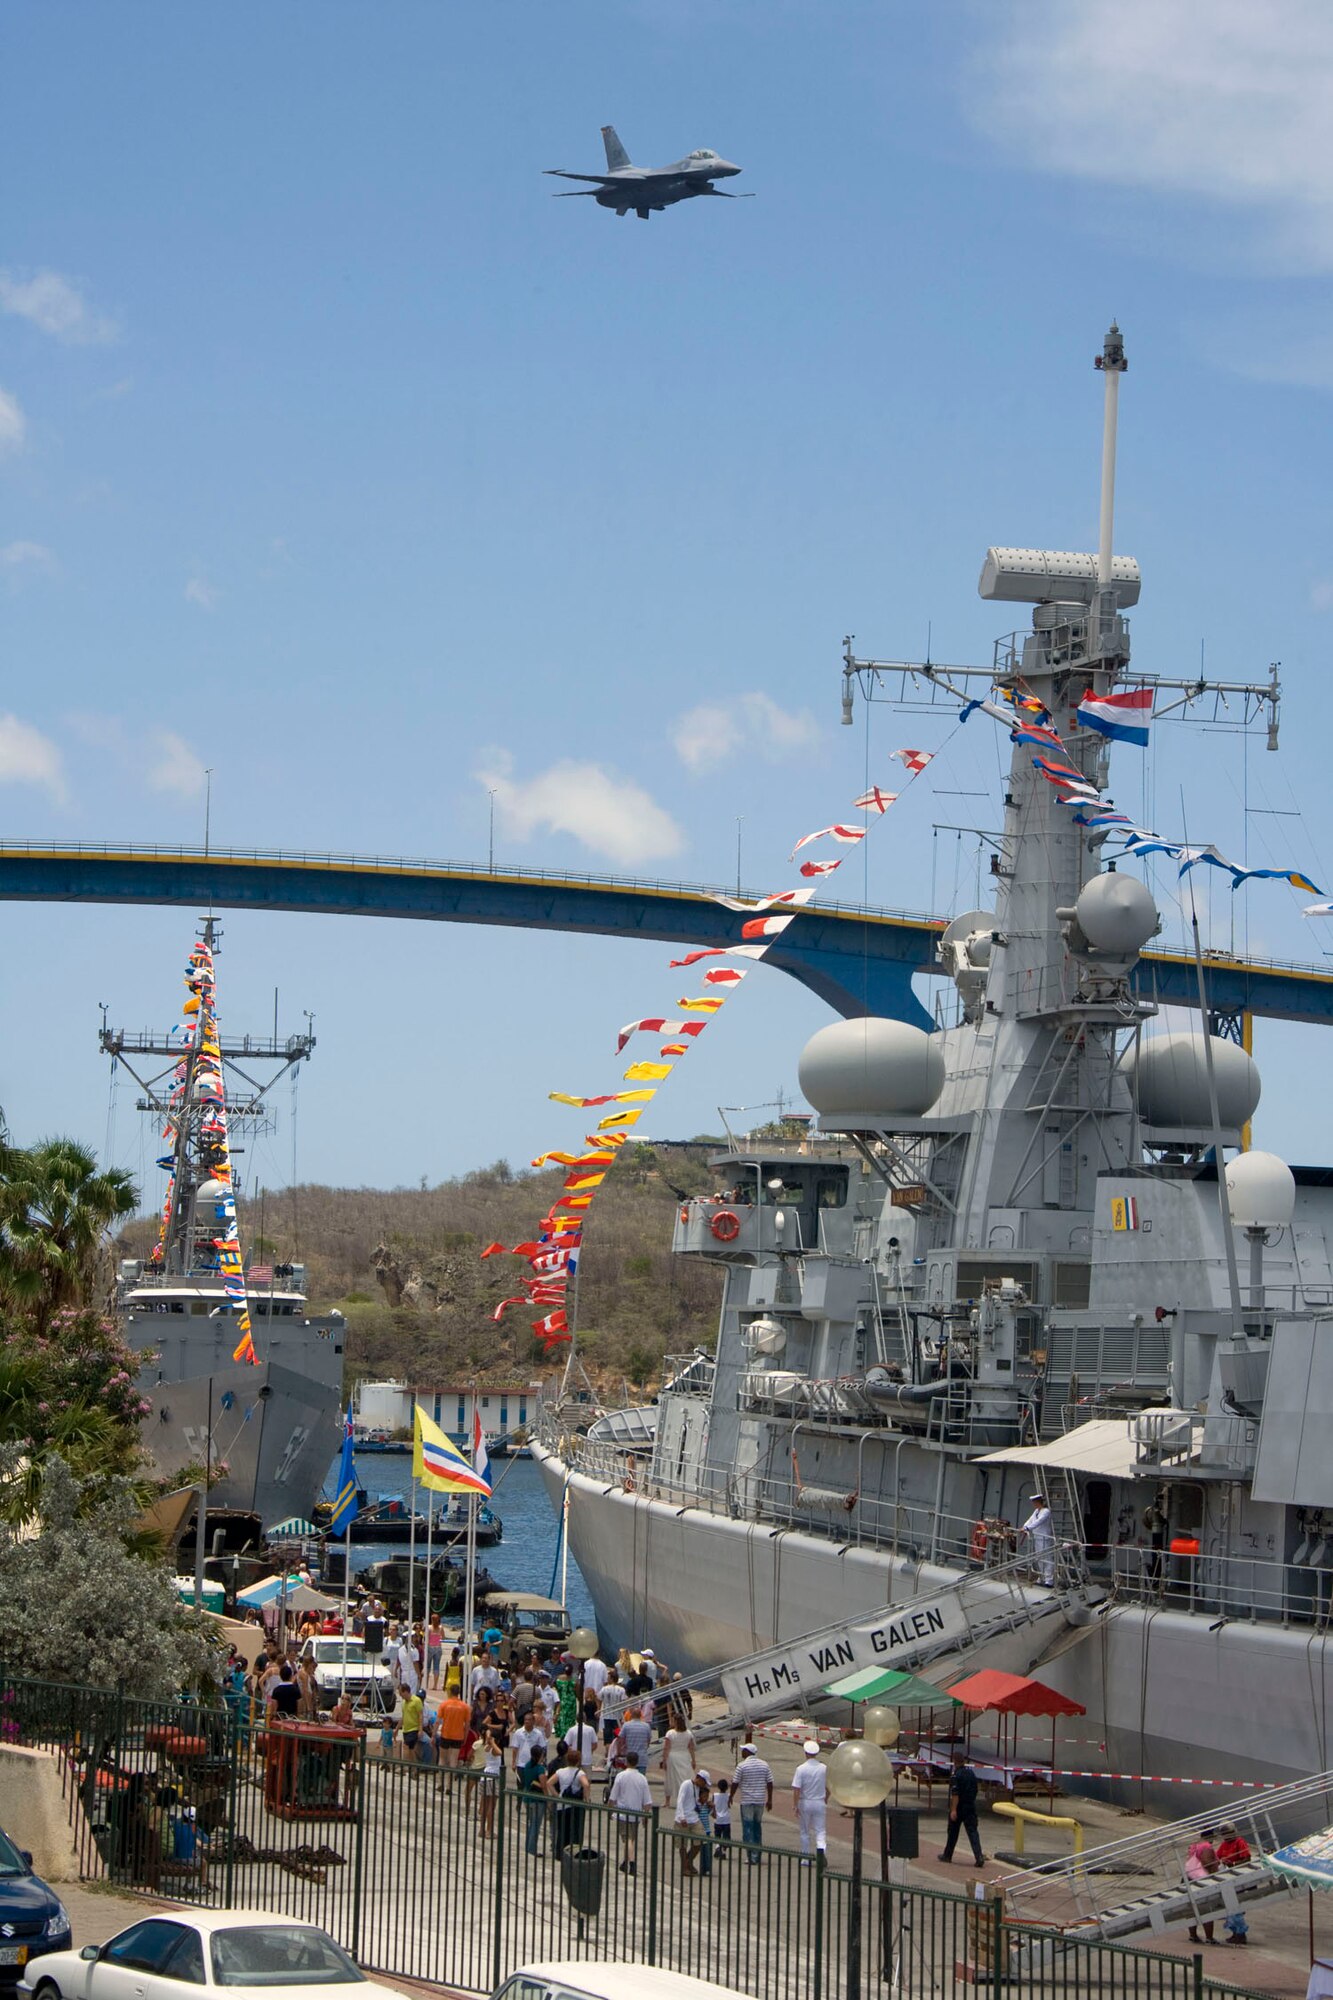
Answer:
[
  {"left": 127, "top": 1311, "right": 343, "bottom": 1528},
  {"left": 536, "top": 1443, "right": 1333, "bottom": 1795}
]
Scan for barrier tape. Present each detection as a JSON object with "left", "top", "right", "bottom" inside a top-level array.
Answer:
[{"left": 756, "top": 1725, "right": 1267, "bottom": 1789}]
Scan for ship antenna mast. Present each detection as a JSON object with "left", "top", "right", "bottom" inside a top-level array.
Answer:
[{"left": 1094, "top": 320, "right": 1127, "bottom": 591}]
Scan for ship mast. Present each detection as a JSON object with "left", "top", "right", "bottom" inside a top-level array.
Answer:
[{"left": 101, "top": 918, "right": 315, "bottom": 1293}]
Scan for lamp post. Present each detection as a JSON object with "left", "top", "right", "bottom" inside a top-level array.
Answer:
[
  {"left": 826, "top": 1738, "right": 894, "bottom": 2000},
  {"left": 862, "top": 1706, "right": 902, "bottom": 1978},
  {"left": 569, "top": 1625, "right": 599, "bottom": 1767}
]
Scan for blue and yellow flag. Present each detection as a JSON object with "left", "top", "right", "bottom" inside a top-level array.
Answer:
[{"left": 328, "top": 1404, "right": 360, "bottom": 1536}]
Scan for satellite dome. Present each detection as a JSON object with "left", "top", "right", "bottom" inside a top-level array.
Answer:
[
  {"left": 196, "top": 1177, "right": 230, "bottom": 1201},
  {"left": 799, "top": 1018, "right": 944, "bottom": 1123},
  {"left": 1226, "top": 1151, "right": 1296, "bottom": 1230},
  {"left": 1075, "top": 873, "right": 1159, "bottom": 955},
  {"left": 1128, "top": 1032, "right": 1261, "bottom": 1129}
]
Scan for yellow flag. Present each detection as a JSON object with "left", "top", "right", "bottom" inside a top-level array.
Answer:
[
  {"left": 622, "top": 1062, "right": 673, "bottom": 1082},
  {"left": 677, "top": 997, "right": 725, "bottom": 1013},
  {"left": 597, "top": 1108, "right": 643, "bottom": 1131},
  {"left": 413, "top": 1403, "right": 490, "bottom": 1495}
]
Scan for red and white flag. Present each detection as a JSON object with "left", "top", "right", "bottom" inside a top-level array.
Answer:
[
  {"left": 669, "top": 945, "right": 769, "bottom": 969},
  {"left": 891, "top": 749, "right": 934, "bottom": 774},
  {"left": 703, "top": 966, "right": 748, "bottom": 985},
  {"left": 712, "top": 887, "right": 816, "bottom": 914},
  {"left": 616, "top": 1018, "right": 706, "bottom": 1054},
  {"left": 789, "top": 824, "right": 866, "bottom": 860},
  {"left": 853, "top": 786, "right": 899, "bottom": 814},
  {"left": 799, "top": 858, "right": 843, "bottom": 878},
  {"left": 742, "top": 913, "right": 798, "bottom": 939}
]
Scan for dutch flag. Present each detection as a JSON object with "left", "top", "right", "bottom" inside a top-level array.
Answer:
[{"left": 1075, "top": 686, "right": 1153, "bottom": 748}]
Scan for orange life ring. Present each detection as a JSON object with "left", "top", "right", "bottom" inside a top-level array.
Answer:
[
  {"left": 710, "top": 1210, "right": 741, "bottom": 1242},
  {"left": 969, "top": 1519, "right": 989, "bottom": 1565}
]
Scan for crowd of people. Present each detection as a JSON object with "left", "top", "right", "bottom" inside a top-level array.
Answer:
[{"left": 225, "top": 1611, "right": 805, "bottom": 1878}]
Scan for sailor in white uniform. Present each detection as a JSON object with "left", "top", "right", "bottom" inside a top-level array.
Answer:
[
  {"left": 1021, "top": 1492, "right": 1055, "bottom": 1586},
  {"left": 791, "top": 1738, "right": 828, "bottom": 1859}
]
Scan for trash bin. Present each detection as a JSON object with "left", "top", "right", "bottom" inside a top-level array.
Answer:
[{"left": 560, "top": 1846, "right": 606, "bottom": 1920}]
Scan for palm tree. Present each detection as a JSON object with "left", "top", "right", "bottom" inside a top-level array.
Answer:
[{"left": 0, "top": 1138, "right": 138, "bottom": 1332}]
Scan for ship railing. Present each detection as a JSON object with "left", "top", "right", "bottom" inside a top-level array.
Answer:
[
  {"left": 1107, "top": 1540, "right": 1333, "bottom": 1627},
  {"left": 551, "top": 1421, "right": 1083, "bottom": 1579},
  {"left": 997, "top": 1766, "right": 1333, "bottom": 1933}
]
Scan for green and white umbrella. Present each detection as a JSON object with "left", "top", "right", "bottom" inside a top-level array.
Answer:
[{"left": 826, "top": 1664, "right": 960, "bottom": 1707}]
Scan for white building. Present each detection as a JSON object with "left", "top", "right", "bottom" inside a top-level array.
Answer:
[{"left": 355, "top": 1379, "right": 543, "bottom": 1447}]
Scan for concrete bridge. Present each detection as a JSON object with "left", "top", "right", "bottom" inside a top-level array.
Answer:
[{"left": 2, "top": 839, "right": 1331, "bottom": 1032}]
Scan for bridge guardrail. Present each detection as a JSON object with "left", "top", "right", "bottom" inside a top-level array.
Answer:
[{"left": 2, "top": 838, "right": 1330, "bottom": 983}]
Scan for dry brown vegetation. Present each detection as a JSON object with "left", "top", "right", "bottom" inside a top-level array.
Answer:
[{"left": 118, "top": 1143, "right": 725, "bottom": 1393}]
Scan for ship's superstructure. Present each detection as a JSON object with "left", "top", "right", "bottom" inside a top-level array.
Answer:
[
  {"left": 536, "top": 329, "right": 1333, "bottom": 1789},
  {"left": 105, "top": 920, "right": 344, "bottom": 1525}
]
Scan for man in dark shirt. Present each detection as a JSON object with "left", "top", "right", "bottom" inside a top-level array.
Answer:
[
  {"left": 937, "top": 1750, "right": 984, "bottom": 1865},
  {"left": 267, "top": 1661, "right": 301, "bottom": 1722}
]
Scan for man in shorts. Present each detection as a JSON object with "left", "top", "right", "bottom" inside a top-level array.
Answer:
[{"left": 609, "top": 1750, "right": 652, "bottom": 1876}]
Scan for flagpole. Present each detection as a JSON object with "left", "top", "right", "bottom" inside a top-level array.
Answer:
[
  {"left": 422, "top": 1484, "right": 434, "bottom": 1674},
  {"left": 462, "top": 1490, "right": 477, "bottom": 1705},
  {"left": 408, "top": 1467, "right": 417, "bottom": 1631}
]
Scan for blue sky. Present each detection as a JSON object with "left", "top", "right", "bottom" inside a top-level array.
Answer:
[{"left": 4, "top": 0, "right": 1333, "bottom": 1203}]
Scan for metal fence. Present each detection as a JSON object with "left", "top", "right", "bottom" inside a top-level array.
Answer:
[{"left": 2, "top": 1675, "right": 1278, "bottom": 2000}]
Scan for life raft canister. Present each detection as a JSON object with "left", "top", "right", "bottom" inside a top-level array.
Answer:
[
  {"left": 710, "top": 1209, "right": 741, "bottom": 1242},
  {"left": 970, "top": 1519, "right": 990, "bottom": 1565}
]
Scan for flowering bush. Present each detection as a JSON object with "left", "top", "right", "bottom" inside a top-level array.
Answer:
[{"left": 0, "top": 1306, "right": 151, "bottom": 1480}]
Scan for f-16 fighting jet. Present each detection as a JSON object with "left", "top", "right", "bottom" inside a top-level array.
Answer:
[{"left": 545, "top": 125, "right": 751, "bottom": 218}]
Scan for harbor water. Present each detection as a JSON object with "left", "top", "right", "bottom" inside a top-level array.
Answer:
[{"left": 330, "top": 1452, "right": 596, "bottom": 1629}]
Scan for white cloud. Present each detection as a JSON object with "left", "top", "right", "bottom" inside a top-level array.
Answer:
[
  {"left": 146, "top": 729, "right": 207, "bottom": 798},
  {"left": 0, "top": 387, "right": 26, "bottom": 457},
  {"left": 0, "top": 541, "right": 56, "bottom": 578},
  {"left": 972, "top": 1, "right": 1333, "bottom": 273},
  {"left": 64, "top": 713, "right": 206, "bottom": 799},
  {"left": 0, "top": 268, "right": 118, "bottom": 344},
  {"left": 0, "top": 714, "right": 65, "bottom": 802},
  {"left": 478, "top": 754, "right": 684, "bottom": 868},
  {"left": 672, "top": 691, "right": 820, "bottom": 775},
  {"left": 184, "top": 572, "right": 220, "bottom": 611}
]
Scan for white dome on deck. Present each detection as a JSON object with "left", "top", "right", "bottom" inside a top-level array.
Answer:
[
  {"left": 1128, "top": 1032, "right": 1261, "bottom": 1129},
  {"left": 799, "top": 1018, "right": 944, "bottom": 1123},
  {"left": 1226, "top": 1151, "right": 1296, "bottom": 1229}
]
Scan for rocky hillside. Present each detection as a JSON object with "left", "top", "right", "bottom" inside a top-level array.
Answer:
[{"left": 118, "top": 1142, "right": 727, "bottom": 1394}]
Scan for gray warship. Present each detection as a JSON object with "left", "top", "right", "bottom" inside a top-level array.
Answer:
[
  {"left": 536, "top": 327, "right": 1333, "bottom": 1790},
  {"left": 105, "top": 920, "right": 344, "bottom": 1527}
]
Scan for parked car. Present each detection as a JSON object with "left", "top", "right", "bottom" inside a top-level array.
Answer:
[
  {"left": 492, "top": 1964, "right": 755, "bottom": 2000},
  {"left": 21, "top": 1913, "right": 403, "bottom": 2000},
  {"left": 307, "top": 1636, "right": 395, "bottom": 1713},
  {"left": 0, "top": 1830, "right": 69, "bottom": 1996}
]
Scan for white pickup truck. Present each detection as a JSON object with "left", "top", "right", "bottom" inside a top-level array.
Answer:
[{"left": 308, "top": 1636, "right": 396, "bottom": 1713}]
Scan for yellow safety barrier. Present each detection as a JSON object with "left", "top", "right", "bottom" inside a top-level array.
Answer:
[{"left": 992, "top": 1799, "right": 1084, "bottom": 1866}]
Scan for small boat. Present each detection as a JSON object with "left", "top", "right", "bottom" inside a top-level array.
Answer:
[
  {"left": 353, "top": 1553, "right": 501, "bottom": 1618},
  {"left": 313, "top": 1492, "right": 427, "bottom": 1543},
  {"left": 426, "top": 1499, "right": 503, "bottom": 1546}
]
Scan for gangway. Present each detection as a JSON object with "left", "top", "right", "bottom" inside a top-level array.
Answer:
[
  {"left": 647, "top": 1546, "right": 1102, "bottom": 1741},
  {"left": 995, "top": 1771, "right": 1333, "bottom": 1945}
]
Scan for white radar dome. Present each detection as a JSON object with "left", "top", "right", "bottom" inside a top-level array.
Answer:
[
  {"left": 1128, "top": 1032, "right": 1261, "bottom": 1130},
  {"left": 1075, "top": 873, "right": 1159, "bottom": 955},
  {"left": 799, "top": 1018, "right": 944, "bottom": 1123},
  {"left": 1226, "top": 1151, "right": 1296, "bottom": 1230},
  {"left": 196, "top": 1178, "right": 230, "bottom": 1202}
]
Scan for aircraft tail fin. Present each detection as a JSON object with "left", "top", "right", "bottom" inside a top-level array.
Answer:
[{"left": 601, "top": 125, "right": 630, "bottom": 171}]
